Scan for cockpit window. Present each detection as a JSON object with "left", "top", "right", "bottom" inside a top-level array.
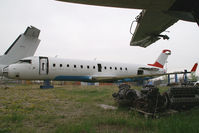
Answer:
[{"left": 17, "top": 59, "right": 32, "bottom": 64}]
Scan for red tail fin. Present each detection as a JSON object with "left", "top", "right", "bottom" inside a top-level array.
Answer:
[
  {"left": 148, "top": 49, "right": 171, "bottom": 68},
  {"left": 191, "top": 63, "right": 198, "bottom": 72}
]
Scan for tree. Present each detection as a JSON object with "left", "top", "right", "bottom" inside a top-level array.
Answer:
[{"left": 189, "top": 72, "right": 198, "bottom": 82}]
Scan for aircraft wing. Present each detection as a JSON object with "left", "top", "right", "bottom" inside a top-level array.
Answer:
[
  {"left": 130, "top": 10, "right": 178, "bottom": 47},
  {"left": 57, "top": 0, "right": 179, "bottom": 47},
  {"left": 56, "top": 0, "right": 175, "bottom": 10},
  {"left": 92, "top": 71, "right": 190, "bottom": 82}
]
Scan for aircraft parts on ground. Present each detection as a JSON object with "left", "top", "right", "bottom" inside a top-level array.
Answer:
[{"left": 113, "top": 84, "right": 199, "bottom": 116}]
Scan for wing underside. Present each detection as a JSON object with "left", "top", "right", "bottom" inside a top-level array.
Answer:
[
  {"left": 57, "top": 0, "right": 179, "bottom": 48},
  {"left": 130, "top": 10, "right": 178, "bottom": 47},
  {"left": 57, "top": 0, "right": 175, "bottom": 10}
]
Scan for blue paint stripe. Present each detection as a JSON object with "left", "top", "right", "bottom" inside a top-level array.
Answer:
[
  {"left": 117, "top": 77, "right": 153, "bottom": 82},
  {"left": 54, "top": 76, "right": 92, "bottom": 81}
]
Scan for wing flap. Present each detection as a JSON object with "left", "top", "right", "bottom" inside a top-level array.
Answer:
[{"left": 130, "top": 10, "right": 178, "bottom": 47}]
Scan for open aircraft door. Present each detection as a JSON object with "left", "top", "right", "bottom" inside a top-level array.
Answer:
[
  {"left": 39, "top": 57, "right": 49, "bottom": 75},
  {"left": 97, "top": 64, "right": 102, "bottom": 72}
]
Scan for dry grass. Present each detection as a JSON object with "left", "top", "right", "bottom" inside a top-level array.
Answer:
[{"left": 0, "top": 84, "right": 199, "bottom": 133}]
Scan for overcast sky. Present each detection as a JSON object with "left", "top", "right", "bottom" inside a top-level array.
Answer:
[{"left": 0, "top": 0, "right": 199, "bottom": 73}]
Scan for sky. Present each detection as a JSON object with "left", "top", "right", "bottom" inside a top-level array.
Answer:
[{"left": 0, "top": 0, "right": 199, "bottom": 73}]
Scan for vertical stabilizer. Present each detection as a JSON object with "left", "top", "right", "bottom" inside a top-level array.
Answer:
[
  {"left": 148, "top": 49, "right": 171, "bottom": 68},
  {"left": 0, "top": 26, "right": 40, "bottom": 66},
  {"left": 191, "top": 63, "right": 198, "bottom": 72}
]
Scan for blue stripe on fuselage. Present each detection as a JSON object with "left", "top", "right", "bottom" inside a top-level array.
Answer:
[
  {"left": 54, "top": 76, "right": 92, "bottom": 81},
  {"left": 117, "top": 77, "right": 153, "bottom": 83}
]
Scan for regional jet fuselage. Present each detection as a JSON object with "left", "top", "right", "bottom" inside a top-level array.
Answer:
[{"left": 4, "top": 50, "right": 171, "bottom": 82}]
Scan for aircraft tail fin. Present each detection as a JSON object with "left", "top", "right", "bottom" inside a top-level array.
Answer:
[
  {"left": 148, "top": 49, "right": 171, "bottom": 68},
  {"left": 191, "top": 63, "right": 198, "bottom": 72},
  {"left": 0, "top": 26, "right": 40, "bottom": 65}
]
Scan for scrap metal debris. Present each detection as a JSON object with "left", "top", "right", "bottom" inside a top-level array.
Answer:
[{"left": 112, "top": 84, "right": 199, "bottom": 116}]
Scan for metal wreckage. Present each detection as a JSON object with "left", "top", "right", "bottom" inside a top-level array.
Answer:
[{"left": 112, "top": 84, "right": 199, "bottom": 116}]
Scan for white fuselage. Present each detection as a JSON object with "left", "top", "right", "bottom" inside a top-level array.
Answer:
[{"left": 5, "top": 56, "right": 165, "bottom": 82}]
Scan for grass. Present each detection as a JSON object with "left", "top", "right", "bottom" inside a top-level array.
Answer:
[{"left": 0, "top": 84, "right": 199, "bottom": 133}]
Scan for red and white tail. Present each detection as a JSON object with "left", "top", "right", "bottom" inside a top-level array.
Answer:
[{"left": 148, "top": 49, "right": 171, "bottom": 68}]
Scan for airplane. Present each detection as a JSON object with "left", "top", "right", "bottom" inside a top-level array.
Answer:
[
  {"left": 57, "top": 0, "right": 199, "bottom": 48},
  {"left": 0, "top": 26, "right": 40, "bottom": 76},
  {"left": 3, "top": 49, "right": 197, "bottom": 83}
]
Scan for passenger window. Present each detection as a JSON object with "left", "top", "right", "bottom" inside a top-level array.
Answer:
[
  {"left": 60, "top": 64, "right": 62, "bottom": 67},
  {"left": 81, "top": 65, "right": 83, "bottom": 69},
  {"left": 53, "top": 64, "right": 56, "bottom": 67},
  {"left": 67, "top": 64, "right": 69, "bottom": 67},
  {"left": 115, "top": 67, "right": 117, "bottom": 70},
  {"left": 110, "top": 67, "right": 112, "bottom": 70},
  {"left": 125, "top": 68, "right": 128, "bottom": 71},
  {"left": 87, "top": 65, "right": 89, "bottom": 69},
  {"left": 74, "top": 65, "right": 76, "bottom": 68},
  {"left": 93, "top": 66, "right": 95, "bottom": 69},
  {"left": 104, "top": 66, "right": 107, "bottom": 70},
  {"left": 120, "top": 67, "right": 122, "bottom": 70}
]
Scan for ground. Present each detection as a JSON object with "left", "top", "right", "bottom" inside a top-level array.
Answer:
[{"left": 0, "top": 84, "right": 199, "bottom": 133}]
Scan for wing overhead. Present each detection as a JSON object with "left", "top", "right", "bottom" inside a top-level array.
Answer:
[
  {"left": 130, "top": 10, "right": 178, "bottom": 48},
  {"left": 57, "top": 0, "right": 175, "bottom": 10}
]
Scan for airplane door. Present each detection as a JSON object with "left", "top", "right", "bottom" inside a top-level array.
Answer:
[
  {"left": 39, "top": 57, "right": 49, "bottom": 75},
  {"left": 97, "top": 64, "right": 102, "bottom": 72}
]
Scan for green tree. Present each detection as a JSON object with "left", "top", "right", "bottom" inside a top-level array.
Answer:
[{"left": 189, "top": 72, "right": 198, "bottom": 82}]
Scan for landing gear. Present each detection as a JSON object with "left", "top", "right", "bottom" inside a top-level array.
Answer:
[{"left": 40, "top": 80, "right": 54, "bottom": 89}]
